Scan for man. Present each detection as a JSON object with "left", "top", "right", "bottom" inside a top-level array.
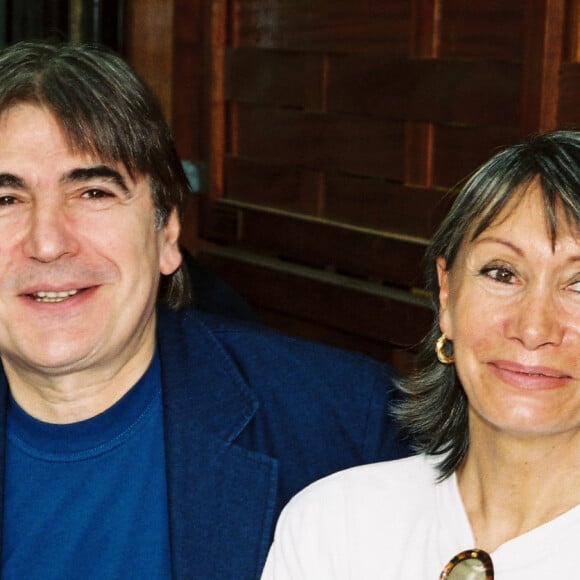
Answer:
[{"left": 0, "top": 41, "right": 409, "bottom": 579}]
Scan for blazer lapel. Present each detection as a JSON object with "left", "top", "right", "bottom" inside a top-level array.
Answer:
[{"left": 157, "top": 309, "right": 279, "bottom": 580}]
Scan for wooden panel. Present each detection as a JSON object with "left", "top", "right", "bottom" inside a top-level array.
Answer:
[
  {"left": 227, "top": 50, "right": 522, "bottom": 128},
  {"left": 204, "top": 201, "right": 428, "bottom": 289},
  {"left": 125, "top": 0, "right": 174, "bottom": 124},
  {"left": 225, "top": 157, "right": 320, "bottom": 214},
  {"left": 186, "top": 0, "right": 569, "bottom": 363},
  {"left": 232, "top": 0, "right": 412, "bottom": 54},
  {"left": 233, "top": 104, "right": 405, "bottom": 180},
  {"left": 439, "top": 0, "right": 527, "bottom": 60},
  {"left": 327, "top": 57, "right": 522, "bottom": 127},
  {"left": 558, "top": 63, "right": 580, "bottom": 127},
  {"left": 519, "top": 0, "right": 565, "bottom": 134},
  {"left": 227, "top": 48, "right": 305, "bottom": 107},
  {"left": 433, "top": 125, "right": 520, "bottom": 188},
  {"left": 172, "top": 0, "right": 203, "bottom": 160},
  {"left": 224, "top": 159, "right": 452, "bottom": 238},
  {"left": 324, "top": 175, "right": 451, "bottom": 239},
  {"left": 199, "top": 247, "right": 433, "bottom": 349}
]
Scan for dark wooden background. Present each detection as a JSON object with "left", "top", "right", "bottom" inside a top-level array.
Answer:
[{"left": 126, "top": 0, "right": 580, "bottom": 373}]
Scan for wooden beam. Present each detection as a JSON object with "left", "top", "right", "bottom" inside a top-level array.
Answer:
[{"left": 125, "top": 0, "right": 174, "bottom": 124}]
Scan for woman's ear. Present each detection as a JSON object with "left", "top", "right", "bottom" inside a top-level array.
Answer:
[{"left": 436, "top": 256, "right": 452, "bottom": 338}]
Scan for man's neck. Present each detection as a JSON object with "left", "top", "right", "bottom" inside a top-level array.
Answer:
[{"left": 2, "top": 339, "right": 156, "bottom": 424}]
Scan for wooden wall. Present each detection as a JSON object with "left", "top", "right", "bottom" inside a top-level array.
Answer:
[{"left": 127, "top": 0, "right": 580, "bottom": 372}]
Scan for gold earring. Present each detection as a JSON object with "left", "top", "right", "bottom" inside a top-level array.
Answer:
[{"left": 435, "top": 333, "right": 454, "bottom": 364}]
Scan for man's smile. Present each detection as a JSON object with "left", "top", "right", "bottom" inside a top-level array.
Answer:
[{"left": 29, "top": 289, "right": 80, "bottom": 302}]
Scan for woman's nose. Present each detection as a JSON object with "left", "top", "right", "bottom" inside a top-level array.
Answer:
[{"left": 508, "top": 288, "right": 564, "bottom": 350}]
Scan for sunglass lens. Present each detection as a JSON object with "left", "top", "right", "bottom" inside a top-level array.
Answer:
[{"left": 446, "top": 557, "right": 488, "bottom": 579}]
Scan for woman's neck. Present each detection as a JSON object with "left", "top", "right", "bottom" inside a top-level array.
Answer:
[{"left": 456, "top": 417, "right": 580, "bottom": 552}]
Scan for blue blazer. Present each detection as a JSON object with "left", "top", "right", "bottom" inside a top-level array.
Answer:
[{"left": 0, "top": 307, "right": 410, "bottom": 579}]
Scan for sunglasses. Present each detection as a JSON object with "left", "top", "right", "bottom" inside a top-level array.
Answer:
[{"left": 439, "top": 549, "right": 494, "bottom": 579}]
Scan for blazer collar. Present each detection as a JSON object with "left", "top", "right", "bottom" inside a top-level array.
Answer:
[
  {"left": 156, "top": 307, "right": 259, "bottom": 443},
  {"left": 156, "top": 307, "right": 278, "bottom": 579}
]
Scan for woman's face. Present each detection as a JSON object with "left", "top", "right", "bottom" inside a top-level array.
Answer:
[{"left": 438, "top": 179, "right": 580, "bottom": 439}]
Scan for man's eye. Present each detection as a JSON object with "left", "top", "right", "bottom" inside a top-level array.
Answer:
[
  {"left": 481, "top": 266, "right": 516, "bottom": 284},
  {"left": 82, "top": 189, "right": 114, "bottom": 199},
  {"left": 0, "top": 195, "right": 17, "bottom": 205}
]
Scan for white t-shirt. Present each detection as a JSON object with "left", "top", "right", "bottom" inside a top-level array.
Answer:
[{"left": 262, "top": 455, "right": 580, "bottom": 579}]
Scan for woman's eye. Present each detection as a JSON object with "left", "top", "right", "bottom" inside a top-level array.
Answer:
[{"left": 481, "top": 266, "right": 516, "bottom": 284}]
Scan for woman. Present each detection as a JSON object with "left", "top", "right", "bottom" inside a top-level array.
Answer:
[{"left": 261, "top": 131, "right": 580, "bottom": 579}]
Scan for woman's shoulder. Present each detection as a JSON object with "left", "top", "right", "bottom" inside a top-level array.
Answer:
[
  {"left": 284, "top": 454, "right": 439, "bottom": 517},
  {"left": 265, "top": 455, "right": 447, "bottom": 578}
]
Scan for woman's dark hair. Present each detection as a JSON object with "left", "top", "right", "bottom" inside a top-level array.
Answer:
[
  {"left": 0, "top": 40, "right": 192, "bottom": 308},
  {"left": 394, "top": 130, "right": 580, "bottom": 480}
]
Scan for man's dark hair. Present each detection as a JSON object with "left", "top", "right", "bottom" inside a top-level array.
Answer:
[{"left": 0, "top": 40, "right": 192, "bottom": 308}]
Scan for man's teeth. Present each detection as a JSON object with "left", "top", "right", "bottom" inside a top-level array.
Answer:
[{"left": 32, "top": 290, "right": 79, "bottom": 303}]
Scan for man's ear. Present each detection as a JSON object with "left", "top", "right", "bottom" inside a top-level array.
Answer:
[
  {"left": 159, "top": 208, "right": 182, "bottom": 276},
  {"left": 436, "top": 256, "right": 452, "bottom": 338}
]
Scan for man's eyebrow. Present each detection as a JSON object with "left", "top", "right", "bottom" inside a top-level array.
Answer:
[
  {"left": 0, "top": 173, "right": 25, "bottom": 189},
  {"left": 61, "top": 165, "right": 130, "bottom": 193}
]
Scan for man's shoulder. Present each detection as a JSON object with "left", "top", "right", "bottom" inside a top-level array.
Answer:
[
  {"left": 157, "top": 306, "right": 398, "bottom": 426},
  {"left": 160, "top": 306, "right": 394, "bottom": 381}
]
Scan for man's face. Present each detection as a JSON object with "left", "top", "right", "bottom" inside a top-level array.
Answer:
[{"left": 0, "top": 103, "right": 181, "bottom": 387}]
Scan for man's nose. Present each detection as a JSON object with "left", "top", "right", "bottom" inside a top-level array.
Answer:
[{"left": 23, "top": 202, "right": 79, "bottom": 262}]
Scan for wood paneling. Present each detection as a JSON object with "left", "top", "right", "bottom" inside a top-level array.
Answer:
[
  {"left": 196, "top": 0, "right": 569, "bottom": 367},
  {"left": 204, "top": 201, "right": 428, "bottom": 289},
  {"left": 558, "top": 62, "right": 580, "bottom": 127},
  {"left": 228, "top": 49, "right": 522, "bottom": 127},
  {"left": 519, "top": 0, "right": 565, "bottom": 133},
  {"left": 439, "top": 0, "right": 526, "bottom": 60},
  {"left": 125, "top": 0, "right": 174, "bottom": 124},
  {"left": 199, "top": 247, "right": 433, "bottom": 349},
  {"left": 432, "top": 125, "right": 520, "bottom": 188},
  {"left": 224, "top": 160, "right": 451, "bottom": 238},
  {"left": 327, "top": 57, "right": 521, "bottom": 127},
  {"left": 233, "top": 0, "right": 412, "bottom": 54},
  {"left": 127, "top": 0, "right": 580, "bottom": 370},
  {"left": 233, "top": 104, "right": 405, "bottom": 180}
]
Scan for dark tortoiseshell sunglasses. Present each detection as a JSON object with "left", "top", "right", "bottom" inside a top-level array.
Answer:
[{"left": 439, "top": 549, "right": 494, "bottom": 579}]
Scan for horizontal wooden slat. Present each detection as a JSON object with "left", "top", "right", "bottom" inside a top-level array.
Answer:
[
  {"left": 225, "top": 156, "right": 317, "bottom": 208},
  {"left": 324, "top": 174, "right": 451, "bottom": 238},
  {"left": 198, "top": 246, "right": 433, "bottom": 349},
  {"left": 233, "top": 104, "right": 405, "bottom": 179},
  {"left": 233, "top": 0, "right": 411, "bottom": 55},
  {"left": 439, "top": 0, "right": 526, "bottom": 60},
  {"left": 227, "top": 49, "right": 522, "bottom": 128},
  {"left": 224, "top": 158, "right": 452, "bottom": 239},
  {"left": 327, "top": 56, "right": 521, "bottom": 127},
  {"left": 229, "top": 121, "right": 518, "bottom": 197},
  {"left": 233, "top": 0, "right": 525, "bottom": 59},
  {"left": 202, "top": 200, "right": 429, "bottom": 289}
]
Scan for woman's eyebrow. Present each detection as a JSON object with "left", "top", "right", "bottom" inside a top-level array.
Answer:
[{"left": 473, "top": 236, "right": 524, "bottom": 256}]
